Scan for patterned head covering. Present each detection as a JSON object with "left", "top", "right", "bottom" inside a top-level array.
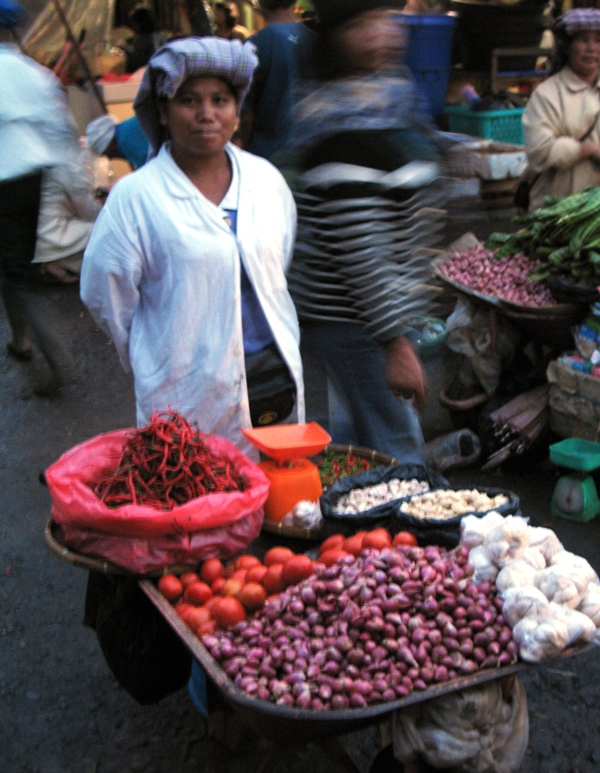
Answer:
[
  {"left": 553, "top": 8, "right": 600, "bottom": 37},
  {"left": 133, "top": 36, "right": 258, "bottom": 156},
  {"left": 86, "top": 114, "right": 118, "bottom": 155},
  {"left": 0, "top": 0, "right": 26, "bottom": 28}
]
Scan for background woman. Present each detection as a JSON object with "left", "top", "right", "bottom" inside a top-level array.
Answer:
[
  {"left": 81, "top": 37, "right": 304, "bottom": 459},
  {"left": 523, "top": 7, "right": 600, "bottom": 212}
]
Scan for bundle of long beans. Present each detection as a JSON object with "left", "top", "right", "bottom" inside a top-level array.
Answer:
[{"left": 486, "top": 186, "right": 600, "bottom": 281}]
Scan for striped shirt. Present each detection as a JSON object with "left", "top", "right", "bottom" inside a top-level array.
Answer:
[{"left": 288, "top": 155, "right": 448, "bottom": 343}]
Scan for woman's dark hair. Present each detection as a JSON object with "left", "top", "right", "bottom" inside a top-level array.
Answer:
[
  {"left": 129, "top": 7, "right": 156, "bottom": 34},
  {"left": 547, "top": 27, "right": 570, "bottom": 75},
  {"left": 215, "top": 2, "right": 239, "bottom": 29},
  {"left": 259, "top": 0, "right": 296, "bottom": 13}
]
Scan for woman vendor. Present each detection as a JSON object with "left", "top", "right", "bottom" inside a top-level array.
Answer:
[
  {"left": 80, "top": 36, "right": 305, "bottom": 460},
  {"left": 80, "top": 35, "right": 305, "bottom": 710},
  {"left": 523, "top": 7, "right": 600, "bottom": 212}
]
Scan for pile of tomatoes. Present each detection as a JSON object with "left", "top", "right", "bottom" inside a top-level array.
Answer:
[{"left": 157, "top": 527, "right": 418, "bottom": 638}]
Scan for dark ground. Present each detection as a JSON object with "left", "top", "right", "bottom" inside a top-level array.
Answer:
[{"left": 1, "top": 204, "right": 600, "bottom": 773}]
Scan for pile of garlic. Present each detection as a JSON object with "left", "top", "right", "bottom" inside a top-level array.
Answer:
[
  {"left": 399, "top": 488, "right": 509, "bottom": 520},
  {"left": 460, "top": 512, "right": 600, "bottom": 663},
  {"left": 332, "top": 478, "right": 430, "bottom": 515}
]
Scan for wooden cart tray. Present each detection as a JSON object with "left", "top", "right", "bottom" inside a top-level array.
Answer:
[
  {"left": 44, "top": 518, "right": 198, "bottom": 577},
  {"left": 260, "top": 443, "right": 398, "bottom": 540},
  {"left": 140, "top": 579, "right": 595, "bottom": 743}
]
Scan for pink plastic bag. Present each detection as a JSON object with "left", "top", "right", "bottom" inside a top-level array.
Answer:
[{"left": 46, "top": 429, "right": 270, "bottom": 574}]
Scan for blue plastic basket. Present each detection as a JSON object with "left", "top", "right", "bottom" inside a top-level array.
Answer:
[
  {"left": 398, "top": 14, "right": 456, "bottom": 118},
  {"left": 445, "top": 105, "right": 525, "bottom": 145}
]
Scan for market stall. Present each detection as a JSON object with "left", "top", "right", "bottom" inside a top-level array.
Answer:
[{"left": 43, "top": 413, "right": 600, "bottom": 771}]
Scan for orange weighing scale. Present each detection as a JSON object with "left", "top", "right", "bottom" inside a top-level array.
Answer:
[{"left": 242, "top": 422, "right": 331, "bottom": 523}]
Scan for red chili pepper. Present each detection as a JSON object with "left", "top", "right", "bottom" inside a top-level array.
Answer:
[{"left": 91, "top": 409, "right": 246, "bottom": 510}]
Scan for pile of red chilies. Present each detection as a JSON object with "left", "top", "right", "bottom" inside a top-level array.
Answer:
[{"left": 93, "top": 410, "right": 246, "bottom": 510}]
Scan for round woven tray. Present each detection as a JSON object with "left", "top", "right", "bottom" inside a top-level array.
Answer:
[
  {"left": 44, "top": 518, "right": 198, "bottom": 577},
  {"left": 260, "top": 443, "right": 397, "bottom": 539}
]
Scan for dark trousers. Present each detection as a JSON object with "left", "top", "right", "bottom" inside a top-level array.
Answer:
[{"left": 0, "top": 172, "right": 75, "bottom": 382}]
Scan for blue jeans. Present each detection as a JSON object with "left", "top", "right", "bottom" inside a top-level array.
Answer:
[{"left": 301, "top": 321, "right": 425, "bottom": 464}]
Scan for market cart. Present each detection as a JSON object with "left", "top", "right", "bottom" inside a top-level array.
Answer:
[{"left": 139, "top": 577, "right": 593, "bottom": 744}]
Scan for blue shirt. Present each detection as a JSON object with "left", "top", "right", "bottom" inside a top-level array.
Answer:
[
  {"left": 115, "top": 116, "right": 150, "bottom": 169},
  {"left": 242, "top": 22, "right": 315, "bottom": 161},
  {"left": 222, "top": 207, "right": 275, "bottom": 355}
]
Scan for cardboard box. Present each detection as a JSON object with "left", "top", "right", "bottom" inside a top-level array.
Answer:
[
  {"left": 447, "top": 139, "right": 527, "bottom": 181},
  {"left": 547, "top": 359, "right": 600, "bottom": 440}
]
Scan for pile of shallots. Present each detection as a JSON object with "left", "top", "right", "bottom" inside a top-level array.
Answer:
[
  {"left": 439, "top": 245, "right": 556, "bottom": 307},
  {"left": 201, "top": 543, "right": 517, "bottom": 710}
]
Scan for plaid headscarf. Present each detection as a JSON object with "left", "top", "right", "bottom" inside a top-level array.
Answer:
[
  {"left": 134, "top": 37, "right": 258, "bottom": 156},
  {"left": 554, "top": 8, "right": 600, "bottom": 37}
]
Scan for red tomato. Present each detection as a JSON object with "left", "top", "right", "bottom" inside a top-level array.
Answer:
[
  {"left": 183, "top": 580, "right": 213, "bottom": 606},
  {"left": 221, "top": 577, "right": 244, "bottom": 597},
  {"left": 281, "top": 555, "right": 314, "bottom": 586},
  {"left": 180, "top": 571, "right": 200, "bottom": 588},
  {"left": 393, "top": 531, "right": 418, "bottom": 547},
  {"left": 184, "top": 605, "right": 213, "bottom": 631},
  {"left": 262, "top": 563, "right": 287, "bottom": 594},
  {"left": 174, "top": 601, "right": 193, "bottom": 619},
  {"left": 197, "top": 619, "right": 217, "bottom": 637},
  {"left": 319, "top": 548, "right": 348, "bottom": 567},
  {"left": 245, "top": 564, "right": 268, "bottom": 584},
  {"left": 234, "top": 554, "right": 262, "bottom": 571},
  {"left": 263, "top": 546, "right": 295, "bottom": 567},
  {"left": 211, "top": 576, "right": 227, "bottom": 594},
  {"left": 199, "top": 558, "right": 224, "bottom": 584},
  {"left": 213, "top": 596, "right": 246, "bottom": 629},
  {"left": 237, "top": 581, "right": 268, "bottom": 611},
  {"left": 157, "top": 574, "right": 183, "bottom": 601},
  {"left": 231, "top": 568, "right": 248, "bottom": 584},
  {"left": 343, "top": 535, "right": 365, "bottom": 557},
  {"left": 319, "top": 534, "right": 345, "bottom": 554},
  {"left": 362, "top": 528, "right": 392, "bottom": 550}
]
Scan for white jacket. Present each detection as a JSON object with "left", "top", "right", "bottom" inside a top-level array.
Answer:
[{"left": 81, "top": 142, "right": 304, "bottom": 459}]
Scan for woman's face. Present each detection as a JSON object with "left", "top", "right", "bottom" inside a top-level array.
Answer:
[
  {"left": 333, "top": 10, "right": 405, "bottom": 74},
  {"left": 568, "top": 30, "right": 600, "bottom": 84},
  {"left": 159, "top": 76, "right": 238, "bottom": 162}
]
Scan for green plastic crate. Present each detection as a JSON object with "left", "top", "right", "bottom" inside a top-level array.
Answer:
[{"left": 445, "top": 105, "right": 525, "bottom": 145}]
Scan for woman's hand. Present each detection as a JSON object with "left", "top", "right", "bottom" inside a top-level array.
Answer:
[{"left": 383, "top": 335, "right": 428, "bottom": 412}]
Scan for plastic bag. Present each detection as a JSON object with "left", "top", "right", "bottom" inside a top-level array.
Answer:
[
  {"left": 392, "top": 677, "right": 529, "bottom": 772},
  {"left": 424, "top": 428, "right": 481, "bottom": 472},
  {"left": 46, "top": 429, "right": 270, "bottom": 573},
  {"left": 319, "top": 463, "right": 448, "bottom": 537}
]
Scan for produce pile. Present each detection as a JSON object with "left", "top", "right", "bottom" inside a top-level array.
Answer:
[
  {"left": 399, "top": 489, "right": 510, "bottom": 521},
  {"left": 93, "top": 410, "right": 246, "bottom": 510},
  {"left": 487, "top": 186, "right": 600, "bottom": 282},
  {"left": 317, "top": 451, "right": 379, "bottom": 488},
  {"left": 332, "top": 478, "right": 430, "bottom": 515},
  {"left": 438, "top": 244, "right": 556, "bottom": 307},
  {"left": 462, "top": 513, "right": 600, "bottom": 662},
  {"left": 198, "top": 536, "right": 517, "bottom": 710}
]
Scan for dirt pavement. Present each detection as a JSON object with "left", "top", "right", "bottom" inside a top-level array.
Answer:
[{"left": 1, "top": 280, "right": 600, "bottom": 773}]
